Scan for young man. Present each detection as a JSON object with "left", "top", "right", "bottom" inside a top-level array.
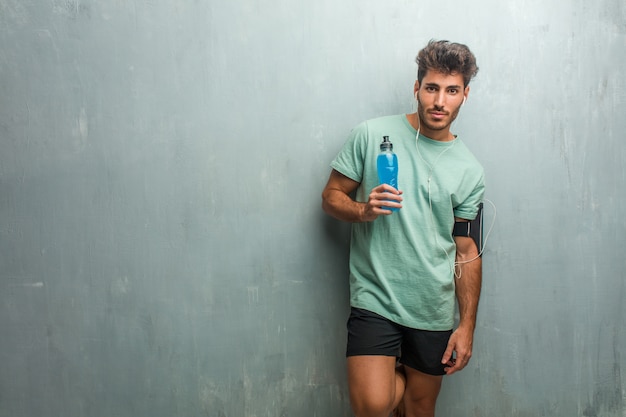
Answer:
[{"left": 321, "top": 40, "right": 484, "bottom": 417}]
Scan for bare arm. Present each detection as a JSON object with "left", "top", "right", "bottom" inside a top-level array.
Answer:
[
  {"left": 442, "top": 218, "right": 482, "bottom": 375},
  {"left": 321, "top": 169, "right": 402, "bottom": 223}
]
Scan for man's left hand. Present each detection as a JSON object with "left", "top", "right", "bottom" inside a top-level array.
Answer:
[{"left": 441, "top": 325, "right": 474, "bottom": 375}]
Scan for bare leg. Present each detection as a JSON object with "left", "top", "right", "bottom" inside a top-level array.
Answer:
[
  {"left": 347, "top": 356, "right": 406, "bottom": 417},
  {"left": 402, "top": 366, "right": 443, "bottom": 417},
  {"left": 392, "top": 364, "right": 407, "bottom": 417}
]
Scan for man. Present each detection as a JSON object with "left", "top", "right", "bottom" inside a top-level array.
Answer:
[{"left": 321, "top": 40, "right": 484, "bottom": 417}]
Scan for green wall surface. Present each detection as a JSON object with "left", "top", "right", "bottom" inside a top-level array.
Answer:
[{"left": 1, "top": 1, "right": 625, "bottom": 416}]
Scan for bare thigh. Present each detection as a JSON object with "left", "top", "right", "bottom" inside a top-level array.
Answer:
[
  {"left": 347, "top": 355, "right": 404, "bottom": 417},
  {"left": 403, "top": 366, "right": 443, "bottom": 417}
]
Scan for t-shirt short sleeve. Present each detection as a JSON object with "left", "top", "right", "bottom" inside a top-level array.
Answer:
[
  {"left": 330, "top": 122, "right": 369, "bottom": 183},
  {"left": 453, "top": 172, "right": 485, "bottom": 220}
]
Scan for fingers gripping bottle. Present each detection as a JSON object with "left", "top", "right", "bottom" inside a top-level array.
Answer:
[{"left": 377, "top": 136, "right": 399, "bottom": 212}]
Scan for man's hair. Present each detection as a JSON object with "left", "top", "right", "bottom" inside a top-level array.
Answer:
[{"left": 416, "top": 40, "right": 479, "bottom": 87}]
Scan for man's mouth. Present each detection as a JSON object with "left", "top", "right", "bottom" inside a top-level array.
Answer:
[{"left": 429, "top": 111, "right": 447, "bottom": 120}]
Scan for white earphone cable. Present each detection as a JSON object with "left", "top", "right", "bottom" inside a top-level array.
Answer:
[{"left": 413, "top": 111, "right": 496, "bottom": 279}]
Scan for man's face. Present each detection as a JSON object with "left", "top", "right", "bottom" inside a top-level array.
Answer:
[{"left": 414, "top": 70, "right": 469, "bottom": 134}]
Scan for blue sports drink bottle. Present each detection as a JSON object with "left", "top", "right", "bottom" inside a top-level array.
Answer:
[{"left": 377, "top": 136, "right": 399, "bottom": 212}]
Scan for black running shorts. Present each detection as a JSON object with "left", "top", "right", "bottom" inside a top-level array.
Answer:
[{"left": 346, "top": 307, "right": 453, "bottom": 376}]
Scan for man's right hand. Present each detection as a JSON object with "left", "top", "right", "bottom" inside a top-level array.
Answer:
[{"left": 362, "top": 184, "right": 403, "bottom": 221}]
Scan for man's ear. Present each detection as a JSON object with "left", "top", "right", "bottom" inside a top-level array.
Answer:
[{"left": 463, "top": 85, "right": 470, "bottom": 102}]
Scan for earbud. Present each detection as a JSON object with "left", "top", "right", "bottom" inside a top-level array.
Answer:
[
  {"left": 462, "top": 97, "right": 467, "bottom": 106},
  {"left": 414, "top": 91, "right": 419, "bottom": 102}
]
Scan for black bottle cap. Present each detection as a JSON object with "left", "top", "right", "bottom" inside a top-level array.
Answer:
[{"left": 380, "top": 136, "right": 393, "bottom": 151}]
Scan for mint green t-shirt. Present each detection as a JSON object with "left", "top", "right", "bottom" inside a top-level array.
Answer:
[{"left": 331, "top": 114, "right": 485, "bottom": 330}]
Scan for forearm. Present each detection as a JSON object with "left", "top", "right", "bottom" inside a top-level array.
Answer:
[
  {"left": 321, "top": 170, "right": 400, "bottom": 223},
  {"left": 321, "top": 188, "right": 367, "bottom": 223},
  {"left": 454, "top": 255, "right": 482, "bottom": 331}
]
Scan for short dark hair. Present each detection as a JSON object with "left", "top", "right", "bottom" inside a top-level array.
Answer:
[{"left": 416, "top": 40, "right": 479, "bottom": 87}]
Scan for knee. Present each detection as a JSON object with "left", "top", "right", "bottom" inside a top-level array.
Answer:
[
  {"left": 350, "top": 392, "right": 394, "bottom": 417},
  {"left": 404, "top": 397, "right": 437, "bottom": 417}
]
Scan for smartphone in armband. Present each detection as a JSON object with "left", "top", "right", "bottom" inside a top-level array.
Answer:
[{"left": 452, "top": 203, "right": 483, "bottom": 256}]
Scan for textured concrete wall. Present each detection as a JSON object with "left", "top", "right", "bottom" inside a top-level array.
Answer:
[{"left": 1, "top": 1, "right": 624, "bottom": 416}]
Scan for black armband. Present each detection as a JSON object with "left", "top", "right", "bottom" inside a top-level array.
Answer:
[{"left": 452, "top": 202, "right": 483, "bottom": 256}]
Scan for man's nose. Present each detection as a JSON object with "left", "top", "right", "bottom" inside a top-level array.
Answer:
[{"left": 434, "top": 91, "right": 445, "bottom": 107}]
